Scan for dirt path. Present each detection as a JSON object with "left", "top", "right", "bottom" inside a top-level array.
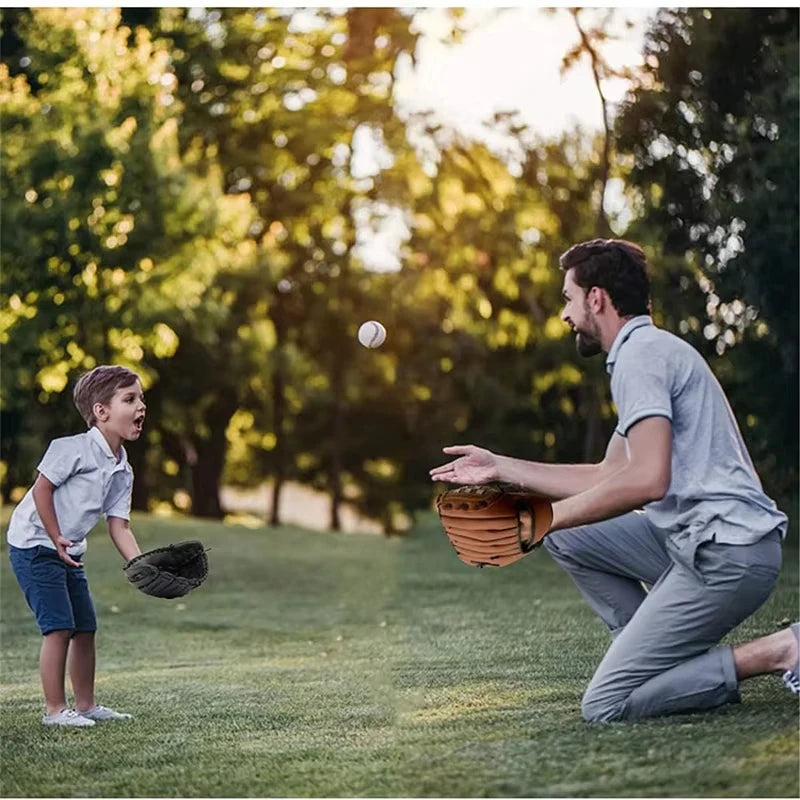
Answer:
[{"left": 220, "top": 482, "right": 384, "bottom": 534}]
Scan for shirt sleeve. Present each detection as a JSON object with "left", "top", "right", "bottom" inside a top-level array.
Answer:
[
  {"left": 104, "top": 470, "right": 133, "bottom": 520},
  {"left": 37, "top": 438, "right": 83, "bottom": 488},
  {"left": 611, "top": 353, "right": 673, "bottom": 437}
]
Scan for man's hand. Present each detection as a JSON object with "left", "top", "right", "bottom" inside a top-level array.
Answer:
[{"left": 429, "top": 445, "right": 501, "bottom": 485}]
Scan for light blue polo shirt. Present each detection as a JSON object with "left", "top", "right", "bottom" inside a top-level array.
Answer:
[
  {"left": 606, "top": 315, "right": 787, "bottom": 545},
  {"left": 7, "top": 426, "right": 133, "bottom": 557}
]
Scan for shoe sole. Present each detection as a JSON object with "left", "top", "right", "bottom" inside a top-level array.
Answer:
[{"left": 42, "top": 721, "right": 95, "bottom": 728}]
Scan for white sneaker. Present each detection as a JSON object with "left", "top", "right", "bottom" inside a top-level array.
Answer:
[
  {"left": 42, "top": 708, "right": 95, "bottom": 728},
  {"left": 782, "top": 670, "right": 800, "bottom": 695},
  {"left": 78, "top": 704, "right": 133, "bottom": 722}
]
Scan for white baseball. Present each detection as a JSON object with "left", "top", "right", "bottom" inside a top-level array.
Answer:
[{"left": 358, "top": 320, "right": 387, "bottom": 349}]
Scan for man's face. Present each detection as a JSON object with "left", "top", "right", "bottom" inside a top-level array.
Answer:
[{"left": 561, "top": 269, "right": 602, "bottom": 358}]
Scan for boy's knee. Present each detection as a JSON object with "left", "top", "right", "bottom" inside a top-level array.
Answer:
[{"left": 43, "top": 629, "right": 72, "bottom": 639}]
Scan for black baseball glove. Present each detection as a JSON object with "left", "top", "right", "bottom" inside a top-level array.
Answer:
[{"left": 123, "top": 540, "right": 208, "bottom": 599}]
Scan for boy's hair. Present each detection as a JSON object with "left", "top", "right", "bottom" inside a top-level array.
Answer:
[
  {"left": 73, "top": 365, "right": 140, "bottom": 427},
  {"left": 559, "top": 238, "right": 651, "bottom": 317}
]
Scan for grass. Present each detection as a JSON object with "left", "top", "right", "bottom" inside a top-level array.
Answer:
[{"left": 1, "top": 511, "right": 798, "bottom": 798}]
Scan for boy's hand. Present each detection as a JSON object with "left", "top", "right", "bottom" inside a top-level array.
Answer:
[
  {"left": 55, "top": 537, "right": 83, "bottom": 568},
  {"left": 32, "top": 475, "right": 82, "bottom": 566}
]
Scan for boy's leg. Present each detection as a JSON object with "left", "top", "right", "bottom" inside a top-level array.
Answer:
[
  {"left": 581, "top": 530, "right": 782, "bottom": 722},
  {"left": 8, "top": 546, "right": 77, "bottom": 715},
  {"left": 69, "top": 633, "right": 96, "bottom": 712},
  {"left": 40, "top": 631, "right": 72, "bottom": 714},
  {"left": 62, "top": 561, "right": 129, "bottom": 720},
  {"left": 65, "top": 561, "right": 98, "bottom": 712},
  {"left": 543, "top": 512, "right": 670, "bottom": 635}
]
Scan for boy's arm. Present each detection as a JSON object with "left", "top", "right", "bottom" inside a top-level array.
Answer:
[
  {"left": 107, "top": 516, "right": 141, "bottom": 562},
  {"left": 31, "top": 473, "right": 83, "bottom": 567}
]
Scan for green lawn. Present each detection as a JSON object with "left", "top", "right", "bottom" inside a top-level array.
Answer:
[{"left": 1, "top": 511, "right": 797, "bottom": 798}]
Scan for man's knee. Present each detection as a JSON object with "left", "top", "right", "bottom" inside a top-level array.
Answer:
[
  {"left": 543, "top": 528, "right": 583, "bottom": 563},
  {"left": 580, "top": 683, "right": 628, "bottom": 723}
]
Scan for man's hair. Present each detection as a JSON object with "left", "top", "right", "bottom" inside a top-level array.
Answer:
[
  {"left": 73, "top": 365, "right": 140, "bottom": 427},
  {"left": 559, "top": 238, "right": 651, "bottom": 317}
]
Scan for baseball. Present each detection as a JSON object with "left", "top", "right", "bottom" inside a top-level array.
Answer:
[{"left": 358, "top": 320, "right": 387, "bottom": 349}]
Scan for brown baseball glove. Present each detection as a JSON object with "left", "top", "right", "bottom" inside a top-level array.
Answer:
[{"left": 436, "top": 484, "right": 554, "bottom": 568}]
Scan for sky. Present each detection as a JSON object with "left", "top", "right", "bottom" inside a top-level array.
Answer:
[
  {"left": 395, "top": 7, "right": 655, "bottom": 141},
  {"left": 356, "top": 7, "right": 655, "bottom": 271}
]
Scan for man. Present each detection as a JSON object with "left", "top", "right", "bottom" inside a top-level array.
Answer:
[{"left": 430, "top": 238, "right": 796, "bottom": 721}]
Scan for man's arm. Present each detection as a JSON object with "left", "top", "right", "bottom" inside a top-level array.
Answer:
[
  {"left": 108, "top": 516, "right": 141, "bottom": 562},
  {"left": 430, "top": 433, "right": 629, "bottom": 499},
  {"left": 31, "top": 473, "right": 83, "bottom": 567},
  {"left": 549, "top": 416, "right": 672, "bottom": 531},
  {"left": 495, "top": 432, "right": 629, "bottom": 499}
]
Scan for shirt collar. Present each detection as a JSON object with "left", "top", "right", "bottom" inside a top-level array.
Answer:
[
  {"left": 87, "top": 425, "right": 128, "bottom": 466},
  {"left": 605, "top": 315, "right": 653, "bottom": 375}
]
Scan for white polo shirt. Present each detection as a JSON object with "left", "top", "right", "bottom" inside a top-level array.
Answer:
[{"left": 7, "top": 426, "right": 133, "bottom": 557}]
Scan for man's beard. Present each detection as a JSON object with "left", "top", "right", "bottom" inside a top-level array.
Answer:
[{"left": 575, "top": 330, "right": 602, "bottom": 358}]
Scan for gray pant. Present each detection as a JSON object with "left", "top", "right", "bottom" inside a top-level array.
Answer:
[{"left": 544, "top": 512, "right": 782, "bottom": 721}]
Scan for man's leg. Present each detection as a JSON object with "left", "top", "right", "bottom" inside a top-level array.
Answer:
[
  {"left": 733, "top": 622, "right": 799, "bottom": 692},
  {"left": 544, "top": 511, "right": 670, "bottom": 635},
  {"left": 580, "top": 531, "right": 782, "bottom": 722}
]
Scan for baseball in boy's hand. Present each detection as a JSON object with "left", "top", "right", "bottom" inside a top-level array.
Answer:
[{"left": 358, "top": 320, "right": 387, "bottom": 349}]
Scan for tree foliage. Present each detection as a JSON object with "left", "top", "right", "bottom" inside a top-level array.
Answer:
[
  {"left": 2, "top": 8, "right": 795, "bottom": 528},
  {"left": 616, "top": 7, "right": 798, "bottom": 498}
]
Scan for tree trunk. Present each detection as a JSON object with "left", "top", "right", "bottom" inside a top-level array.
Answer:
[
  {"left": 581, "top": 383, "right": 603, "bottom": 462},
  {"left": 128, "top": 441, "right": 149, "bottom": 511},
  {"left": 0, "top": 410, "right": 22, "bottom": 504},
  {"left": 381, "top": 508, "right": 396, "bottom": 537},
  {"left": 269, "top": 476, "right": 283, "bottom": 527},
  {"left": 269, "top": 302, "right": 288, "bottom": 526},
  {"left": 190, "top": 394, "right": 237, "bottom": 519},
  {"left": 571, "top": 9, "right": 612, "bottom": 236},
  {"left": 571, "top": 10, "right": 614, "bottom": 457},
  {"left": 328, "top": 365, "right": 344, "bottom": 532}
]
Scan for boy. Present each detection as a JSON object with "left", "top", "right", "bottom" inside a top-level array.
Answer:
[{"left": 7, "top": 365, "right": 147, "bottom": 727}]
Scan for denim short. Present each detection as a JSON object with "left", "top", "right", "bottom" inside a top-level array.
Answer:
[{"left": 8, "top": 545, "right": 97, "bottom": 636}]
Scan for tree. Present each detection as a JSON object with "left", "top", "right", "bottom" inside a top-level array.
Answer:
[
  {"left": 0, "top": 8, "right": 253, "bottom": 506},
  {"left": 138, "top": 8, "right": 431, "bottom": 523},
  {"left": 615, "top": 7, "right": 799, "bottom": 500}
]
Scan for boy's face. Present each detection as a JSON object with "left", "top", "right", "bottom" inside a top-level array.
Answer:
[{"left": 94, "top": 380, "right": 147, "bottom": 441}]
